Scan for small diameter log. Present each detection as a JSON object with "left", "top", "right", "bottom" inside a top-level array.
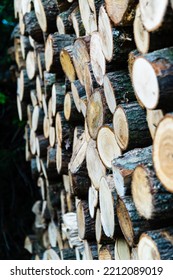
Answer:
[
  {"left": 69, "top": 170, "right": 91, "bottom": 199},
  {"left": 14, "top": 37, "right": 26, "bottom": 70},
  {"left": 99, "top": 244, "right": 115, "bottom": 260},
  {"left": 112, "top": 146, "right": 152, "bottom": 197},
  {"left": 60, "top": 248, "right": 76, "bottom": 260},
  {"left": 146, "top": 109, "right": 164, "bottom": 140},
  {"left": 55, "top": 112, "right": 73, "bottom": 149},
  {"left": 78, "top": 0, "right": 97, "bottom": 35},
  {"left": 43, "top": 116, "right": 50, "bottom": 138},
  {"left": 70, "top": 6, "right": 85, "bottom": 37},
  {"left": 27, "top": 104, "right": 33, "bottom": 129},
  {"left": 32, "top": 105, "right": 44, "bottom": 133},
  {"left": 132, "top": 162, "right": 173, "bottom": 220},
  {"left": 72, "top": 36, "right": 90, "bottom": 86},
  {"left": 30, "top": 89, "right": 38, "bottom": 107},
  {"left": 34, "top": 0, "right": 59, "bottom": 33},
  {"left": 88, "top": 186, "right": 98, "bottom": 219},
  {"left": 45, "top": 33, "right": 75, "bottom": 74},
  {"left": 20, "top": 35, "right": 32, "bottom": 59},
  {"left": 56, "top": 3, "right": 78, "bottom": 34},
  {"left": 47, "top": 145, "right": 57, "bottom": 170},
  {"left": 90, "top": 31, "right": 106, "bottom": 85},
  {"left": 139, "top": 0, "right": 170, "bottom": 32},
  {"left": 83, "top": 62, "right": 97, "bottom": 100},
  {"left": 128, "top": 49, "right": 140, "bottom": 77},
  {"left": 86, "top": 139, "right": 106, "bottom": 190},
  {"left": 56, "top": 144, "right": 72, "bottom": 175},
  {"left": 77, "top": 200, "right": 96, "bottom": 241},
  {"left": 83, "top": 240, "right": 98, "bottom": 260},
  {"left": 36, "top": 75, "right": 44, "bottom": 106},
  {"left": 60, "top": 46, "right": 76, "bottom": 82},
  {"left": 116, "top": 196, "right": 152, "bottom": 247},
  {"left": 48, "top": 220, "right": 58, "bottom": 247},
  {"left": 114, "top": 237, "right": 131, "bottom": 260},
  {"left": 138, "top": 227, "right": 173, "bottom": 260},
  {"left": 95, "top": 208, "right": 113, "bottom": 244},
  {"left": 64, "top": 92, "right": 83, "bottom": 123},
  {"left": 97, "top": 125, "right": 122, "bottom": 169},
  {"left": 26, "top": 50, "right": 38, "bottom": 80},
  {"left": 132, "top": 47, "right": 173, "bottom": 110},
  {"left": 43, "top": 71, "right": 56, "bottom": 99},
  {"left": 113, "top": 102, "right": 152, "bottom": 151},
  {"left": 105, "top": 0, "right": 138, "bottom": 26},
  {"left": 43, "top": 248, "right": 60, "bottom": 260},
  {"left": 24, "top": 10, "right": 44, "bottom": 43},
  {"left": 153, "top": 114, "right": 173, "bottom": 193},
  {"left": 72, "top": 126, "right": 85, "bottom": 154},
  {"left": 134, "top": 4, "right": 173, "bottom": 54},
  {"left": 99, "top": 175, "right": 120, "bottom": 239},
  {"left": 36, "top": 135, "right": 49, "bottom": 157},
  {"left": 49, "top": 126, "right": 55, "bottom": 147},
  {"left": 31, "top": 158, "right": 40, "bottom": 181},
  {"left": 103, "top": 71, "right": 135, "bottom": 114},
  {"left": 47, "top": 182, "right": 62, "bottom": 211},
  {"left": 51, "top": 82, "right": 66, "bottom": 116},
  {"left": 29, "top": 128, "right": 36, "bottom": 155},
  {"left": 37, "top": 51, "right": 45, "bottom": 79},
  {"left": 71, "top": 80, "right": 86, "bottom": 113},
  {"left": 86, "top": 88, "right": 112, "bottom": 140},
  {"left": 19, "top": 69, "right": 35, "bottom": 102}
]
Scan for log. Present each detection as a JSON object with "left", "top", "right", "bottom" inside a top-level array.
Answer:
[
  {"left": 64, "top": 92, "right": 83, "bottom": 123},
  {"left": 132, "top": 162, "right": 173, "bottom": 220},
  {"left": 26, "top": 50, "right": 38, "bottom": 80},
  {"left": 19, "top": 69, "right": 35, "bottom": 102},
  {"left": 95, "top": 208, "right": 113, "bottom": 244},
  {"left": 37, "top": 51, "right": 45, "bottom": 80},
  {"left": 112, "top": 146, "right": 152, "bottom": 197},
  {"left": 60, "top": 46, "right": 76, "bottom": 82},
  {"left": 69, "top": 6, "right": 85, "bottom": 37},
  {"left": 56, "top": 3, "right": 78, "bottom": 34},
  {"left": 77, "top": 200, "right": 96, "bottom": 240},
  {"left": 29, "top": 128, "right": 36, "bottom": 155},
  {"left": 43, "top": 116, "right": 50, "bottom": 138},
  {"left": 114, "top": 237, "right": 131, "bottom": 260},
  {"left": 47, "top": 146, "right": 57, "bottom": 169},
  {"left": 20, "top": 35, "right": 33, "bottom": 59},
  {"left": 132, "top": 47, "right": 173, "bottom": 110},
  {"left": 103, "top": 70, "right": 135, "bottom": 114},
  {"left": 56, "top": 144, "right": 72, "bottom": 175},
  {"left": 60, "top": 248, "right": 76, "bottom": 260},
  {"left": 99, "top": 244, "right": 115, "bottom": 260},
  {"left": 36, "top": 135, "right": 49, "bottom": 157},
  {"left": 86, "top": 88, "right": 112, "bottom": 140},
  {"left": 153, "top": 114, "right": 173, "bottom": 193},
  {"left": 69, "top": 170, "right": 91, "bottom": 199},
  {"left": 71, "top": 80, "right": 86, "bottom": 113},
  {"left": 138, "top": 227, "right": 173, "bottom": 260},
  {"left": 36, "top": 75, "right": 44, "bottom": 106},
  {"left": 83, "top": 240, "right": 98, "bottom": 260},
  {"left": 32, "top": 105, "right": 44, "bottom": 133},
  {"left": 105, "top": 0, "right": 138, "bottom": 26},
  {"left": 146, "top": 109, "right": 164, "bottom": 140},
  {"left": 43, "top": 71, "right": 56, "bottom": 100},
  {"left": 97, "top": 125, "right": 122, "bottom": 169},
  {"left": 51, "top": 82, "right": 66, "bottom": 116},
  {"left": 78, "top": 0, "right": 98, "bottom": 35},
  {"left": 72, "top": 36, "right": 90, "bottom": 86},
  {"left": 49, "top": 126, "right": 55, "bottom": 147},
  {"left": 88, "top": 186, "right": 98, "bottom": 219},
  {"left": 45, "top": 33, "right": 75, "bottom": 74},
  {"left": 83, "top": 62, "right": 97, "bottom": 100},
  {"left": 24, "top": 10, "right": 44, "bottom": 43},
  {"left": 113, "top": 102, "right": 152, "bottom": 151},
  {"left": 30, "top": 89, "right": 38, "bottom": 107},
  {"left": 86, "top": 139, "right": 106, "bottom": 190},
  {"left": 55, "top": 111, "right": 73, "bottom": 148},
  {"left": 99, "top": 175, "right": 120, "bottom": 238}
]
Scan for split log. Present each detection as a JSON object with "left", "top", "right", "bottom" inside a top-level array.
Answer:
[
  {"left": 105, "top": 0, "right": 138, "bottom": 26},
  {"left": 138, "top": 227, "right": 173, "bottom": 260},
  {"left": 132, "top": 47, "right": 173, "bottom": 110},
  {"left": 86, "top": 88, "right": 112, "bottom": 140},
  {"left": 99, "top": 244, "right": 115, "bottom": 260},
  {"left": 113, "top": 102, "right": 152, "bottom": 151},
  {"left": 60, "top": 46, "right": 76, "bottom": 82},
  {"left": 114, "top": 237, "right": 131, "bottom": 260},
  {"left": 24, "top": 10, "right": 44, "bottom": 43},
  {"left": 132, "top": 162, "right": 173, "bottom": 220},
  {"left": 99, "top": 175, "right": 120, "bottom": 238},
  {"left": 153, "top": 114, "right": 173, "bottom": 193},
  {"left": 112, "top": 146, "right": 152, "bottom": 197},
  {"left": 103, "top": 70, "right": 135, "bottom": 114},
  {"left": 45, "top": 33, "right": 75, "bottom": 74},
  {"left": 77, "top": 200, "right": 96, "bottom": 240},
  {"left": 86, "top": 139, "right": 106, "bottom": 190},
  {"left": 97, "top": 125, "right": 122, "bottom": 169}
]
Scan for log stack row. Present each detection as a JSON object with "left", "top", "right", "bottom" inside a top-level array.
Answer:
[{"left": 13, "top": 0, "right": 173, "bottom": 260}]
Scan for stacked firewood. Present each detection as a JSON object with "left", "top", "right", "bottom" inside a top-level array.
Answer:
[{"left": 13, "top": 0, "right": 173, "bottom": 260}]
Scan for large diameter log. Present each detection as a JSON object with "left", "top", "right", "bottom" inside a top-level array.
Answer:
[
  {"left": 72, "top": 36, "right": 90, "bottom": 86},
  {"left": 153, "top": 114, "right": 173, "bottom": 193},
  {"left": 34, "top": 0, "right": 59, "bottom": 33},
  {"left": 132, "top": 162, "right": 173, "bottom": 220},
  {"left": 90, "top": 32, "right": 106, "bottom": 85},
  {"left": 139, "top": 0, "right": 170, "bottom": 32},
  {"left": 132, "top": 47, "right": 173, "bottom": 110},
  {"left": 105, "top": 0, "right": 138, "bottom": 26},
  {"left": 45, "top": 33, "right": 75, "bottom": 74},
  {"left": 112, "top": 146, "right": 152, "bottom": 197},
  {"left": 60, "top": 46, "right": 76, "bottom": 82},
  {"left": 86, "top": 139, "right": 106, "bottom": 190},
  {"left": 146, "top": 109, "right": 164, "bottom": 140},
  {"left": 99, "top": 175, "right": 120, "bottom": 238},
  {"left": 103, "top": 71, "right": 135, "bottom": 114},
  {"left": 113, "top": 102, "right": 152, "bottom": 151},
  {"left": 97, "top": 125, "right": 122, "bottom": 169},
  {"left": 77, "top": 200, "right": 96, "bottom": 240},
  {"left": 138, "top": 227, "right": 173, "bottom": 260},
  {"left": 86, "top": 88, "right": 112, "bottom": 140},
  {"left": 24, "top": 10, "right": 44, "bottom": 43},
  {"left": 134, "top": 4, "right": 173, "bottom": 54}
]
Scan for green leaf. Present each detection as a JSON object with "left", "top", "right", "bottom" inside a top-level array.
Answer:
[{"left": 0, "top": 92, "right": 7, "bottom": 104}]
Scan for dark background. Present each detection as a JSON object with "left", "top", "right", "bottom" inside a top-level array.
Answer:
[{"left": 0, "top": 0, "right": 39, "bottom": 259}]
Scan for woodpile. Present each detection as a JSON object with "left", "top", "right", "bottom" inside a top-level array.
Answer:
[{"left": 13, "top": 0, "right": 173, "bottom": 260}]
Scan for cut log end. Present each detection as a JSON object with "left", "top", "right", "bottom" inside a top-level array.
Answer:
[
  {"left": 45, "top": 36, "right": 53, "bottom": 72},
  {"left": 97, "top": 126, "right": 122, "bottom": 169},
  {"left": 132, "top": 57, "right": 159, "bottom": 109},
  {"left": 60, "top": 49, "right": 76, "bottom": 82},
  {"left": 153, "top": 115, "right": 173, "bottom": 193},
  {"left": 103, "top": 75, "right": 116, "bottom": 114},
  {"left": 113, "top": 106, "right": 129, "bottom": 151},
  {"left": 138, "top": 234, "right": 160, "bottom": 260},
  {"left": 64, "top": 92, "right": 72, "bottom": 121},
  {"left": 114, "top": 238, "right": 131, "bottom": 260},
  {"left": 132, "top": 165, "right": 153, "bottom": 219}
]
